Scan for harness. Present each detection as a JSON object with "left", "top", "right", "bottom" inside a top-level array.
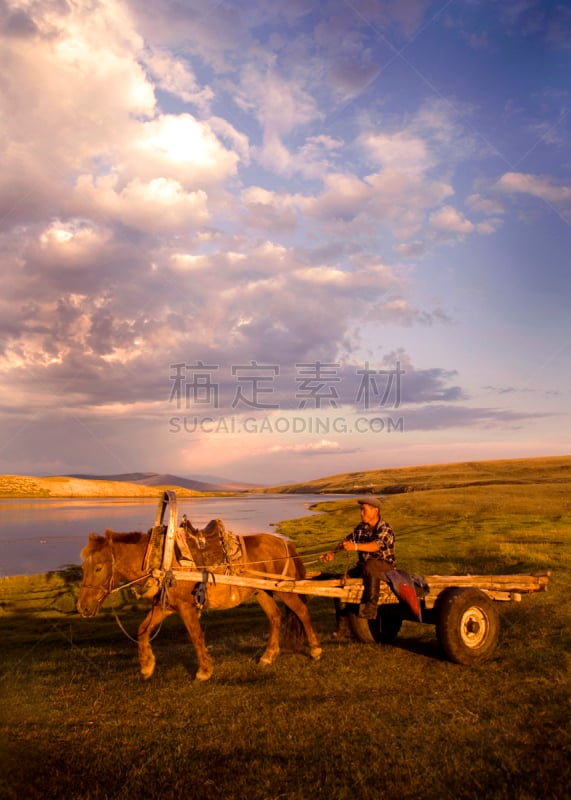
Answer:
[{"left": 87, "top": 491, "right": 309, "bottom": 640}]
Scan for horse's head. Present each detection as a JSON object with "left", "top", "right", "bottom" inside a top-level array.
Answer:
[{"left": 77, "top": 531, "right": 116, "bottom": 617}]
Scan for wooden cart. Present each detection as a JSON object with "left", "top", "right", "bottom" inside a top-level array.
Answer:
[{"left": 151, "top": 491, "right": 550, "bottom": 666}]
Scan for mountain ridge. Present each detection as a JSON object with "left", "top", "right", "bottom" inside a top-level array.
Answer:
[{"left": 69, "top": 471, "right": 261, "bottom": 492}]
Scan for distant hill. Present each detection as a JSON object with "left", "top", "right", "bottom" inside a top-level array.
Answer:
[
  {"left": 70, "top": 472, "right": 260, "bottom": 492},
  {"left": 260, "top": 455, "right": 571, "bottom": 495},
  {"left": 0, "top": 474, "right": 246, "bottom": 498},
  {"left": 4, "top": 456, "right": 569, "bottom": 499}
]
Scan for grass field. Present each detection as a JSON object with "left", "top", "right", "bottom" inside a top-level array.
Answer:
[{"left": 1, "top": 457, "right": 570, "bottom": 799}]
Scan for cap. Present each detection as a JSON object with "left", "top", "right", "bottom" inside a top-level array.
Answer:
[{"left": 358, "top": 496, "right": 382, "bottom": 509}]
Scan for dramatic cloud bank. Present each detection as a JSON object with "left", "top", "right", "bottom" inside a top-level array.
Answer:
[{"left": 0, "top": 0, "right": 569, "bottom": 482}]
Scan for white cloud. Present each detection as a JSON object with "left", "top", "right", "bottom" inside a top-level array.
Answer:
[
  {"left": 237, "top": 66, "right": 321, "bottom": 173},
  {"left": 268, "top": 439, "right": 341, "bottom": 454},
  {"left": 362, "top": 132, "right": 433, "bottom": 176},
  {"left": 39, "top": 222, "right": 111, "bottom": 256},
  {"left": 366, "top": 169, "right": 454, "bottom": 238},
  {"left": 496, "top": 172, "right": 571, "bottom": 205},
  {"left": 292, "top": 263, "right": 398, "bottom": 295},
  {"left": 209, "top": 117, "right": 251, "bottom": 163},
  {"left": 285, "top": 134, "right": 344, "bottom": 179},
  {"left": 466, "top": 193, "right": 506, "bottom": 215},
  {"left": 240, "top": 187, "right": 299, "bottom": 233},
  {"left": 126, "top": 114, "right": 240, "bottom": 188},
  {"left": 126, "top": 0, "right": 258, "bottom": 72},
  {"left": 75, "top": 175, "right": 210, "bottom": 232},
  {"left": 143, "top": 47, "right": 214, "bottom": 111},
  {"left": 0, "top": 0, "right": 155, "bottom": 160},
  {"left": 301, "top": 172, "right": 370, "bottom": 222},
  {"left": 475, "top": 218, "right": 503, "bottom": 235},
  {"left": 429, "top": 205, "right": 475, "bottom": 234}
]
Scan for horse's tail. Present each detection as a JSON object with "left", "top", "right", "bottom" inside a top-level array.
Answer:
[{"left": 282, "top": 596, "right": 308, "bottom": 652}]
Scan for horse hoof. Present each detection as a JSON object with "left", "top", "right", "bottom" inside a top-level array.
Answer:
[
  {"left": 195, "top": 669, "right": 212, "bottom": 682},
  {"left": 140, "top": 659, "right": 156, "bottom": 680},
  {"left": 258, "top": 656, "right": 274, "bottom": 667},
  {"left": 310, "top": 647, "right": 323, "bottom": 661}
]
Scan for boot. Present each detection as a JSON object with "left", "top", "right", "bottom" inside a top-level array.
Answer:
[
  {"left": 359, "top": 576, "right": 381, "bottom": 619},
  {"left": 332, "top": 599, "right": 352, "bottom": 639}
]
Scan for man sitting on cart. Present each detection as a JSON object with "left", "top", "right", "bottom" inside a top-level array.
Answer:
[{"left": 321, "top": 496, "right": 396, "bottom": 620}]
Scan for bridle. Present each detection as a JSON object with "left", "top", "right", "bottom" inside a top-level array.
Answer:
[
  {"left": 82, "top": 550, "right": 153, "bottom": 608},
  {"left": 80, "top": 549, "right": 117, "bottom": 610}
]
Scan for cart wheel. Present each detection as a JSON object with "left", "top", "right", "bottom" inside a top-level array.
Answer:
[
  {"left": 348, "top": 604, "right": 403, "bottom": 644},
  {"left": 436, "top": 587, "right": 500, "bottom": 665}
]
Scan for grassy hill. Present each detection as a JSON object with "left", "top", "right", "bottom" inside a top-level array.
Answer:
[
  {"left": 3, "top": 455, "right": 570, "bottom": 498},
  {"left": 0, "top": 474, "right": 214, "bottom": 498},
  {"left": 262, "top": 454, "right": 571, "bottom": 495}
]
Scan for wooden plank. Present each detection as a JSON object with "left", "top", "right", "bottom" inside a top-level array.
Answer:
[
  {"left": 166, "top": 569, "right": 372, "bottom": 601},
  {"left": 422, "top": 589, "right": 522, "bottom": 608},
  {"left": 421, "top": 574, "right": 549, "bottom": 593},
  {"left": 483, "top": 591, "right": 522, "bottom": 602},
  {"left": 160, "top": 568, "right": 549, "bottom": 606},
  {"left": 161, "top": 498, "right": 178, "bottom": 572}
]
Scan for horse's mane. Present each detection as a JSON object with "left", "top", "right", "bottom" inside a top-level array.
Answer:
[{"left": 81, "top": 529, "right": 149, "bottom": 558}]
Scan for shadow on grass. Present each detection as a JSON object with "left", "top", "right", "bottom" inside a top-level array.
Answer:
[{"left": 388, "top": 633, "right": 445, "bottom": 662}]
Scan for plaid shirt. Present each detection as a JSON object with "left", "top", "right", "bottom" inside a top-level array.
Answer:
[{"left": 347, "top": 519, "right": 396, "bottom": 566}]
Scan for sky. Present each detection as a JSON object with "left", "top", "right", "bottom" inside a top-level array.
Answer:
[{"left": 0, "top": 0, "right": 570, "bottom": 486}]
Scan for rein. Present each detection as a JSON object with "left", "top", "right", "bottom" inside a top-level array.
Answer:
[
  {"left": 111, "top": 571, "right": 171, "bottom": 644},
  {"left": 87, "top": 533, "right": 335, "bottom": 645},
  {"left": 84, "top": 549, "right": 153, "bottom": 598},
  {"left": 109, "top": 573, "right": 153, "bottom": 595},
  {"left": 112, "top": 610, "right": 140, "bottom": 643},
  {"left": 80, "top": 550, "right": 118, "bottom": 605},
  {"left": 88, "top": 548, "right": 163, "bottom": 644}
]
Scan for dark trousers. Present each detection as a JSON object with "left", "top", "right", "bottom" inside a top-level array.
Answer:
[
  {"left": 348, "top": 558, "right": 391, "bottom": 584},
  {"left": 334, "top": 559, "right": 391, "bottom": 628},
  {"left": 356, "top": 558, "right": 391, "bottom": 604}
]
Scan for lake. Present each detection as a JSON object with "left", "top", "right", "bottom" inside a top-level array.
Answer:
[{"left": 0, "top": 494, "right": 345, "bottom": 577}]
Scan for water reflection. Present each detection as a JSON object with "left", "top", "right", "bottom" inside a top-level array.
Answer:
[{"left": 0, "top": 494, "right": 345, "bottom": 576}]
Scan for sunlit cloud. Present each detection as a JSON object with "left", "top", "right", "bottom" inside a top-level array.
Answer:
[
  {"left": 496, "top": 172, "right": 571, "bottom": 207},
  {"left": 268, "top": 439, "right": 341, "bottom": 454}
]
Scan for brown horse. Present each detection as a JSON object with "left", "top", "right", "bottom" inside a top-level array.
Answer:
[{"left": 77, "top": 528, "right": 322, "bottom": 681}]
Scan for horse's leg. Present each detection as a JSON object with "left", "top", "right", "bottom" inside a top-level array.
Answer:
[
  {"left": 175, "top": 597, "right": 213, "bottom": 681},
  {"left": 277, "top": 593, "right": 323, "bottom": 661},
  {"left": 138, "top": 603, "right": 173, "bottom": 680},
  {"left": 254, "top": 590, "right": 282, "bottom": 666}
]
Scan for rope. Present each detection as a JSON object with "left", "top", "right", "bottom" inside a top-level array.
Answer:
[
  {"left": 112, "top": 608, "right": 165, "bottom": 644},
  {"left": 301, "top": 555, "right": 330, "bottom": 568},
  {"left": 112, "top": 572, "right": 169, "bottom": 645},
  {"left": 112, "top": 611, "right": 140, "bottom": 643},
  {"left": 109, "top": 546, "right": 340, "bottom": 641},
  {"left": 108, "top": 573, "right": 153, "bottom": 595},
  {"left": 180, "top": 546, "right": 337, "bottom": 573}
]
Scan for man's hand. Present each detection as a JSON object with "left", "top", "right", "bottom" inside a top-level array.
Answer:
[{"left": 321, "top": 540, "right": 358, "bottom": 562}]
